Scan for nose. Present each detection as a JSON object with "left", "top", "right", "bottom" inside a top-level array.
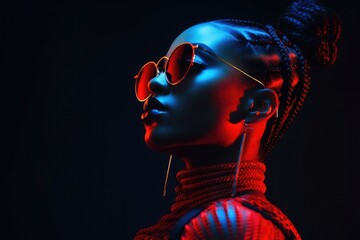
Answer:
[{"left": 148, "top": 72, "right": 171, "bottom": 97}]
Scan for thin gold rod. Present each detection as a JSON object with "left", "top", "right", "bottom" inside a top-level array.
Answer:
[
  {"left": 215, "top": 56, "right": 265, "bottom": 87},
  {"left": 198, "top": 45, "right": 265, "bottom": 88},
  {"left": 231, "top": 132, "right": 246, "bottom": 197},
  {"left": 163, "top": 155, "right": 173, "bottom": 197}
]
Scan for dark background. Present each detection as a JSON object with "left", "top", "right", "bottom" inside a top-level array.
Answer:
[{"left": 1, "top": 0, "right": 359, "bottom": 239}]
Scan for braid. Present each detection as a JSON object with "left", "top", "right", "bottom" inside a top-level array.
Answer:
[
  {"left": 261, "top": 38, "right": 311, "bottom": 160},
  {"left": 213, "top": 0, "right": 340, "bottom": 161},
  {"left": 263, "top": 0, "right": 340, "bottom": 160},
  {"left": 278, "top": 0, "right": 341, "bottom": 66},
  {"left": 260, "top": 25, "right": 313, "bottom": 160}
]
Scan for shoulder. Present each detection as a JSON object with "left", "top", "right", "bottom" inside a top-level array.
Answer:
[{"left": 180, "top": 195, "right": 287, "bottom": 240}]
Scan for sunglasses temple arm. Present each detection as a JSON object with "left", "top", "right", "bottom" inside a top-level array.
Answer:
[{"left": 200, "top": 47, "right": 265, "bottom": 87}]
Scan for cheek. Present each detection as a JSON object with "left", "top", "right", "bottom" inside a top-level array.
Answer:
[
  {"left": 198, "top": 68, "right": 245, "bottom": 123},
  {"left": 170, "top": 94, "right": 218, "bottom": 141},
  {"left": 144, "top": 68, "right": 245, "bottom": 149},
  {"left": 210, "top": 79, "right": 245, "bottom": 144},
  {"left": 172, "top": 70, "right": 244, "bottom": 144},
  {"left": 213, "top": 82, "right": 243, "bottom": 115}
]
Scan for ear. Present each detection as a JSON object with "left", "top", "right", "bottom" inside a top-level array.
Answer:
[{"left": 245, "top": 88, "right": 279, "bottom": 124}]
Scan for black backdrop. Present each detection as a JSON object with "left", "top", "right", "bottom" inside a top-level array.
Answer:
[{"left": 1, "top": 0, "right": 359, "bottom": 239}]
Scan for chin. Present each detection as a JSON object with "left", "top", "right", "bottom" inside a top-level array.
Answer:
[{"left": 144, "top": 132, "right": 172, "bottom": 152}]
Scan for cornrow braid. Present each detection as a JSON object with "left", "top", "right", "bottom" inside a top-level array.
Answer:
[
  {"left": 260, "top": 25, "right": 304, "bottom": 161},
  {"left": 273, "top": 45, "right": 311, "bottom": 148}
]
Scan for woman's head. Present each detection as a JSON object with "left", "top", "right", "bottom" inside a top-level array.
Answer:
[
  {"left": 135, "top": 0, "right": 341, "bottom": 161},
  {"left": 137, "top": 23, "right": 278, "bottom": 153}
]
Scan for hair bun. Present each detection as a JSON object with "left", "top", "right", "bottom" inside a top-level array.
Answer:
[{"left": 277, "top": 0, "right": 341, "bottom": 66}]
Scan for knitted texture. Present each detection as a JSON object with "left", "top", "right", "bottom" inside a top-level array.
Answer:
[
  {"left": 134, "top": 161, "right": 267, "bottom": 240},
  {"left": 181, "top": 196, "right": 287, "bottom": 240}
]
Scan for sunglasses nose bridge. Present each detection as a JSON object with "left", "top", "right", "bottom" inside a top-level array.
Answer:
[{"left": 156, "top": 56, "right": 168, "bottom": 72}]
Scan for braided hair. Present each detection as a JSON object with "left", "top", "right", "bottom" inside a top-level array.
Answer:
[{"left": 211, "top": 0, "right": 341, "bottom": 161}]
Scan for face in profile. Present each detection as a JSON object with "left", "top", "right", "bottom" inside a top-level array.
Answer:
[{"left": 137, "top": 23, "right": 256, "bottom": 152}]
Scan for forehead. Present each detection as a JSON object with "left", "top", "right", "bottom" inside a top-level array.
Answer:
[{"left": 166, "top": 23, "right": 236, "bottom": 57}]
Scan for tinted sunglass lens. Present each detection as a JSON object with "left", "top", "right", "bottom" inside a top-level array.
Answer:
[
  {"left": 167, "top": 44, "right": 193, "bottom": 84},
  {"left": 136, "top": 63, "right": 157, "bottom": 101}
]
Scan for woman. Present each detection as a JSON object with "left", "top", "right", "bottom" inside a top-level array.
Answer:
[{"left": 133, "top": 0, "right": 341, "bottom": 239}]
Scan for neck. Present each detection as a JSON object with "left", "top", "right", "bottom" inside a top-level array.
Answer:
[
  {"left": 172, "top": 132, "right": 261, "bottom": 168},
  {"left": 175, "top": 142, "right": 240, "bottom": 168},
  {"left": 163, "top": 120, "right": 267, "bottom": 168}
]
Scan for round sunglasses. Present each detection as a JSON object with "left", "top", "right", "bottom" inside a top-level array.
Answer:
[{"left": 134, "top": 42, "right": 264, "bottom": 102}]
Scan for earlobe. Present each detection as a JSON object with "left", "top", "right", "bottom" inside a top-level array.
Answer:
[{"left": 245, "top": 88, "right": 279, "bottom": 124}]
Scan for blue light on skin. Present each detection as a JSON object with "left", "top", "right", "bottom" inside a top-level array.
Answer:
[
  {"left": 143, "top": 23, "right": 249, "bottom": 151},
  {"left": 140, "top": 22, "right": 279, "bottom": 168}
]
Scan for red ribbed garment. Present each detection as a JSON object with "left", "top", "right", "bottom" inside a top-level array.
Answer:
[{"left": 134, "top": 161, "right": 301, "bottom": 240}]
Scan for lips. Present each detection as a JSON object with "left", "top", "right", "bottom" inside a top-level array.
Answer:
[
  {"left": 143, "top": 97, "right": 167, "bottom": 112},
  {"left": 141, "top": 97, "right": 168, "bottom": 122}
]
